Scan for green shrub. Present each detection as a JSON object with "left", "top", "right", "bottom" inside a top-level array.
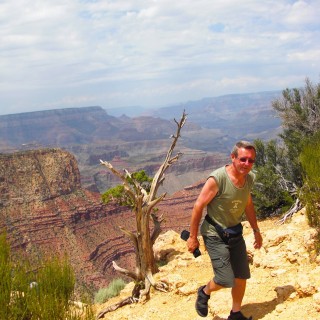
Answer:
[
  {"left": 94, "top": 278, "right": 126, "bottom": 304},
  {"left": 102, "top": 185, "right": 128, "bottom": 205},
  {"left": 101, "top": 170, "right": 152, "bottom": 207},
  {"left": 0, "top": 233, "right": 94, "bottom": 320},
  {"left": 300, "top": 131, "right": 320, "bottom": 230},
  {"left": 252, "top": 139, "right": 294, "bottom": 218},
  {"left": 26, "top": 256, "right": 76, "bottom": 319}
]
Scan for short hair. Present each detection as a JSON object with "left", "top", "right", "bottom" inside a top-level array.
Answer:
[{"left": 231, "top": 141, "right": 256, "bottom": 157}]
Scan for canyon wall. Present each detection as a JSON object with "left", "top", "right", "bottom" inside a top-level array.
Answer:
[{"left": 0, "top": 148, "right": 202, "bottom": 291}]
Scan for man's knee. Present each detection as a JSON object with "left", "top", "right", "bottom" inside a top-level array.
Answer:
[
  {"left": 214, "top": 275, "right": 234, "bottom": 288},
  {"left": 233, "top": 278, "right": 247, "bottom": 289}
]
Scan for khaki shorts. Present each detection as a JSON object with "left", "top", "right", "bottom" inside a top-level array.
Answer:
[{"left": 203, "top": 234, "right": 250, "bottom": 288}]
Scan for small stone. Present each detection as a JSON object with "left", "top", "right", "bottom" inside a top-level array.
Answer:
[{"left": 275, "top": 304, "right": 285, "bottom": 313}]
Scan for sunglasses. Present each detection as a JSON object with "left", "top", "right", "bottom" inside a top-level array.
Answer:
[{"left": 238, "top": 157, "right": 255, "bottom": 164}]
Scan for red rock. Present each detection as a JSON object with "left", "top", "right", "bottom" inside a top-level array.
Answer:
[{"left": 0, "top": 148, "right": 204, "bottom": 290}]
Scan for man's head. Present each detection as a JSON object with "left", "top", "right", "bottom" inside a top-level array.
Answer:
[
  {"left": 231, "top": 141, "right": 256, "bottom": 158},
  {"left": 231, "top": 141, "right": 256, "bottom": 174}
]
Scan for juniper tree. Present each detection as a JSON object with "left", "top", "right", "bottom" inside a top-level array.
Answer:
[{"left": 253, "top": 77, "right": 320, "bottom": 222}]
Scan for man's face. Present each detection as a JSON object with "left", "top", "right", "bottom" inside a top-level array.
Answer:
[{"left": 231, "top": 147, "right": 256, "bottom": 175}]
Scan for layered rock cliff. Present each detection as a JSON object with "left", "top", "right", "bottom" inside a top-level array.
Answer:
[{"left": 0, "top": 148, "right": 203, "bottom": 291}]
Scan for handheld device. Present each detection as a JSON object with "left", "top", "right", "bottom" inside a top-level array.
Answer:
[{"left": 180, "top": 230, "right": 201, "bottom": 258}]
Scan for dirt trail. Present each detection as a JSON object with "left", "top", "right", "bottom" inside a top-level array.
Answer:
[{"left": 96, "top": 210, "right": 320, "bottom": 319}]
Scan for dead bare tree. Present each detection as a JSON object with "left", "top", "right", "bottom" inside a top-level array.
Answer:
[
  {"left": 273, "top": 165, "right": 303, "bottom": 224},
  {"left": 277, "top": 198, "right": 303, "bottom": 224},
  {"left": 96, "top": 111, "right": 187, "bottom": 319}
]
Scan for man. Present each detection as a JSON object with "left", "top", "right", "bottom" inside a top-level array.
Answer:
[{"left": 187, "top": 141, "right": 262, "bottom": 320}]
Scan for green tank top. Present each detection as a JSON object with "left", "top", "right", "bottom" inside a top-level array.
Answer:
[{"left": 200, "top": 165, "right": 255, "bottom": 236}]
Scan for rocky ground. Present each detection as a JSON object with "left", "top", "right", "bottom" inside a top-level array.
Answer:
[{"left": 95, "top": 209, "right": 320, "bottom": 320}]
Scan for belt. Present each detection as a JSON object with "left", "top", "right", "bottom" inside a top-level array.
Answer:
[{"left": 205, "top": 215, "right": 242, "bottom": 240}]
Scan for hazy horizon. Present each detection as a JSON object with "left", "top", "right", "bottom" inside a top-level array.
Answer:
[{"left": 0, "top": 89, "right": 282, "bottom": 117}]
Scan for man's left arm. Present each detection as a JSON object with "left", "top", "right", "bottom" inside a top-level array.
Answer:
[{"left": 245, "top": 194, "right": 262, "bottom": 249}]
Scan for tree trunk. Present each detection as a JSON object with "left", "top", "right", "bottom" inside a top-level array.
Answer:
[{"left": 97, "top": 111, "right": 186, "bottom": 317}]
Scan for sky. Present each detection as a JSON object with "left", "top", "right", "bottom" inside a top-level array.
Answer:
[{"left": 1, "top": 0, "right": 320, "bottom": 116}]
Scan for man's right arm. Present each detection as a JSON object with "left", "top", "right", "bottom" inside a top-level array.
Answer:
[{"left": 187, "top": 177, "right": 218, "bottom": 253}]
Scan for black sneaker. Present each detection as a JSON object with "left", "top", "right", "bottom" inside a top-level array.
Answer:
[
  {"left": 227, "top": 310, "right": 253, "bottom": 320},
  {"left": 195, "top": 285, "right": 210, "bottom": 317}
]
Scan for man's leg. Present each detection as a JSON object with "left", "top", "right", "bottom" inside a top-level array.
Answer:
[
  {"left": 228, "top": 236, "right": 252, "bottom": 320},
  {"left": 196, "top": 279, "right": 225, "bottom": 317},
  {"left": 196, "top": 236, "right": 233, "bottom": 317},
  {"left": 231, "top": 278, "right": 246, "bottom": 312},
  {"left": 203, "top": 279, "right": 223, "bottom": 294}
]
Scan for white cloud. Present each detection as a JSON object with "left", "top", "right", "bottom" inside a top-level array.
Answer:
[
  {"left": 287, "top": 49, "right": 320, "bottom": 62},
  {"left": 285, "top": 0, "right": 319, "bottom": 26},
  {"left": 0, "top": 0, "right": 320, "bottom": 115}
]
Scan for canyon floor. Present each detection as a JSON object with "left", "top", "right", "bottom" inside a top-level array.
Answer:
[{"left": 95, "top": 209, "right": 320, "bottom": 320}]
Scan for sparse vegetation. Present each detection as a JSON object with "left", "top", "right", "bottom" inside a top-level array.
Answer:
[
  {"left": 101, "top": 170, "right": 152, "bottom": 206},
  {"left": 253, "top": 77, "right": 320, "bottom": 233},
  {"left": 94, "top": 278, "right": 126, "bottom": 304},
  {"left": 252, "top": 139, "right": 295, "bottom": 218},
  {"left": 0, "top": 232, "right": 94, "bottom": 320}
]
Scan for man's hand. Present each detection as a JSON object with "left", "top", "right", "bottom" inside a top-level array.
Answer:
[
  {"left": 187, "top": 236, "right": 200, "bottom": 253},
  {"left": 253, "top": 231, "right": 263, "bottom": 249}
]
